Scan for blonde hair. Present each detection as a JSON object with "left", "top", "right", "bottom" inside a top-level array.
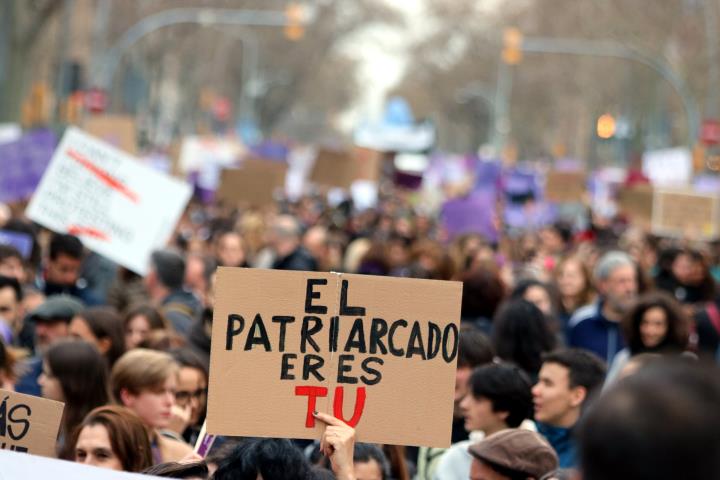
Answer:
[{"left": 111, "top": 348, "right": 178, "bottom": 401}]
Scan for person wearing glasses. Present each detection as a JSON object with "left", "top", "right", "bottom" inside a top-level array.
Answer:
[{"left": 168, "top": 347, "right": 209, "bottom": 444}]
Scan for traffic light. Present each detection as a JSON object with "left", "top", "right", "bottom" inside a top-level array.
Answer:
[
  {"left": 596, "top": 114, "right": 616, "bottom": 139},
  {"left": 502, "top": 28, "right": 523, "bottom": 65},
  {"left": 285, "top": 3, "right": 304, "bottom": 41}
]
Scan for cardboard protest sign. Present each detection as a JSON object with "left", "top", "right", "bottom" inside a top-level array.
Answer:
[
  {"left": 545, "top": 171, "right": 586, "bottom": 203},
  {"left": 617, "top": 185, "right": 653, "bottom": 225},
  {"left": 216, "top": 159, "right": 288, "bottom": 208},
  {"left": 353, "top": 147, "right": 383, "bottom": 182},
  {"left": 0, "top": 448, "right": 162, "bottom": 478},
  {"left": 81, "top": 115, "right": 137, "bottom": 155},
  {"left": 26, "top": 127, "right": 192, "bottom": 275},
  {"left": 311, "top": 148, "right": 356, "bottom": 189},
  {"left": 651, "top": 189, "right": 720, "bottom": 240},
  {"left": 0, "top": 389, "right": 64, "bottom": 457},
  {"left": 207, "top": 268, "right": 462, "bottom": 448}
]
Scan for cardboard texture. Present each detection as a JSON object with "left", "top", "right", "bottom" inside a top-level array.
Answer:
[
  {"left": 81, "top": 115, "right": 137, "bottom": 155},
  {"left": 207, "top": 268, "right": 462, "bottom": 448},
  {"left": 352, "top": 147, "right": 383, "bottom": 182},
  {"left": 545, "top": 171, "right": 586, "bottom": 203},
  {"left": 0, "top": 388, "right": 64, "bottom": 457},
  {"left": 26, "top": 127, "right": 192, "bottom": 275},
  {"left": 617, "top": 185, "right": 654, "bottom": 225},
  {"left": 0, "top": 448, "right": 163, "bottom": 478},
  {"left": 651, "top": 189, "right": 720, "bottom": 240},
  {"left": 311, "top": 149, "right": 356, "bottom": 189},
  {"left": 216, "top": 159, "right": 287, "bottom": 207}
]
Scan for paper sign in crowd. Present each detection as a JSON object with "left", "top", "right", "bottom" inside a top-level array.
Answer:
[
  {"left": 26, "top": 127, "right": 192, "bottom": 275},
  {"left": 207, "top": 268, "right": 462, "bottom": 448},
  {"left": 0, "top": 449, "right": 162, "bottom": 479},
  {"left": 0, "top": 389, "right": 64, "bottom": 458}
]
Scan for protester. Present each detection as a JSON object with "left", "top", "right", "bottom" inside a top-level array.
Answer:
[
  {"left": 606, "top": 291, "right": 690, "bottom": 383},
  {"left": 468, "top": 429, "right": 559, "bottom": 480},
  {"left": 0, "top": 244, "right": 27, "bottom": 284},
  {"left": 0, "top": 274, "right": 23, "bottom": 343},
  {"left": 145, "top": 249, "right": 201, "bottom": 336},
  {"left": 492, "top": 299, "right": 557, "bottom": 379},
  {"left": 143, "top": 460, "right": 209, "bottom": 479},
  {"left": 578, "top": 360, "right": 720, "bottom": 480},
  {"left": 459, "top": 266, "right": 506, "bottom": 333},
  {"left": 532, "top": 348, "right": 606, "bottom": 467},
  {"left": 14, "top": 294, "right": 84, "bottom": 395},
  {"left": 0, "top": 337, "right": 16, "bottom": 390},
  {"left": 69, "top": 306, "right": 126, "bottom": 367},
  {"left": 111, "top": 348, "right": 193, "bottom": 463},
  {"left": 184, "top": 253, "right": 216, "bottom": 307},
  {"left": 213, "top": 230, "right": 247, "bottom": 268},
  {"left": 269, "top": 215, "right": 318, "bottom": 271},
  {"left": 352, "top": 443, "right": 391, "bottom": 480},
  {"left": 39, "top": 339, "right": 110, "bottom": 459},
  {"left": 71, "top": 405, "right": 153, "bottom": 472},
  {"left": 123, "top": 303, "right": 171, "bottom": 350},
  {"left": 416, "top": 325, "right": 494, "bottom": 479},
  {"left": 568, "top": 251, "right": 638, "bottom": 364},
  {"left": 38, "top": 233, "right": 96, "bottom": 304},
  {"left": 169, "top": 347, "right": 209, "bottom": 444},
  {"left": 435, "top": 363, "right": 534, "bottom": 480},
  {"left": 655, "top": 247, "right": 716, "bottom": 306},
  {"left": 552, "top": 255, "right": 595, "bottom": 329}
]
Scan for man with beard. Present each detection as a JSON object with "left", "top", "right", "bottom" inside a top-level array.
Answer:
[{"left": 568, "top": 251, "right": 637, "bottom": 364}]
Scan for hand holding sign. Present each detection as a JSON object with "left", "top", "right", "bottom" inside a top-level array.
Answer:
[{"left": 315, "top": 411, "right": 356, "bottom": 480}]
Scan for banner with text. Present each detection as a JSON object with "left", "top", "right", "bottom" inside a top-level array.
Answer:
[{"left": 0, "top": 389, "right": 64, "bottom": 458}]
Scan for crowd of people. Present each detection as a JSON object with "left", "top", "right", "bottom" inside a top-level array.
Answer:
[{"left": 0, "top": 184, "right": 719, "bottom": 479}]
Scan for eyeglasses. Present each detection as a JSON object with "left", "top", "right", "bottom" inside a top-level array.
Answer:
[{"left": 175, "top": 387, "right": 207, "bottom": 405}]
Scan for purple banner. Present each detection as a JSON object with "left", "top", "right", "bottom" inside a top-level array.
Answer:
[
  {"left": 440, "top": 191, "right": 498, "bottom": 242},
  {"left": 0, "top": 129, "right": 57, "bottom": 202}
]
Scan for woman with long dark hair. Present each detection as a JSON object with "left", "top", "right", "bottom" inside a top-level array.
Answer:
[
  {"left": 38, "top": 339, "right": 110, "bottom": 459},
  {"left": 492, "top": 299, "right": 557, "bottom": 380},
  {"left": 69, "top": 307, "right": 126, "bottom": 367}
]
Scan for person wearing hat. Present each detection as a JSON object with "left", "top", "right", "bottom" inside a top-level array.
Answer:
[
  {"left": 469, "top": 429, "right": 559, "bottom": 480},
  {"left": 13, "top": 294, "right": 84, "bottom": 396}
]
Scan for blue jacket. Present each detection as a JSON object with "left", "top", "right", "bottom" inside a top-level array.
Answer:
[
  {"left": 537, "top": 422, "right": 577, "bottom": 468},
  {"left": 568, "top": 301, "right": 624, "bottom": 364}
]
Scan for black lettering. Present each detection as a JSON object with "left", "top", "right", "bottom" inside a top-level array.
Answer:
[
  {"left": 11, "top": 445, "right": 28, "bottom": 452},
  {"left": 329, "top": 316, "right": 339, "bottom": 353},
  {"left": 0, "top": 396, "right": 7, "bottom": 436},
  {"left": 337, "top": 354, "right": 358, "bottom": 384},
  {"left": 305, "top": 279, "right": 328, "bottom": 314},
  {"left": 442, "top": 323, "right": 460, "bottom": 363},
  {"left": 244, "top": 314, "right": 272, "bottom": 352},
  {"left": 427, "top": 322, "right": 442, "bottom": 360},
  {"left": 272, "top": 316, "right": 295, "bottom": 352},
  {"left": 281, "top": 353, "right": 297, "bottom": 380},
  {"left": 8, "top": 404, "right": 30, "bottom": 441},
  {"left": 301, "top": 316, "right": 322, "bottom": 353},
  {"left": 369, "top": 318, "right": 388, "bottom": 355},
  {"left": 360, "top": 357, "right": 384, "bottom": 386},
  {"left": 388, "top": 320, "right": 408, "bottom": 357},
  {"left": 340, "top": 280, "right": 366, "bottom": 316},
  {"left": 302, "top": 354, "right": 325, "bottom": 382},
  {"left": 406, "top": 321, "right": 427, "bottom": 359},
  {"left": 343, "top": 318, "right": 367, "bottom": 353},
  {"left": 225, "top": 314, "right": 244, "bottom": 351}
]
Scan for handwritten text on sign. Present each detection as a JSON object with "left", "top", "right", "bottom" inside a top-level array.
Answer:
[
  {"left": 0, "top": 389, "right": 64, "bottom": 458},
  {"left": 208, "top": 269, "right": 462, "bottom": 448}
]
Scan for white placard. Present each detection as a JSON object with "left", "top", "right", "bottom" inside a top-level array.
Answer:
[
  {"left": 0, "top": 449, "right": 161, "bottom": 479},
  {"left": 26, "top": 127, "right": 192, "bottom": 275},
  {"left": 642, "top": 147, "right": 692, "bottom": 187}
]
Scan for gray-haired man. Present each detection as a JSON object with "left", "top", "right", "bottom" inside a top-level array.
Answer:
[{"left": 568, "top": 251, "right": 638, "bottom": 363}]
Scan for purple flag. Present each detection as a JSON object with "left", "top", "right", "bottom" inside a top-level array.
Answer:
[
  {"left": 0, "top": 129, "right": 57, "bottom": 202},
  {"left": 440, "top": 191, "right": 498, "bottom": 242}
]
